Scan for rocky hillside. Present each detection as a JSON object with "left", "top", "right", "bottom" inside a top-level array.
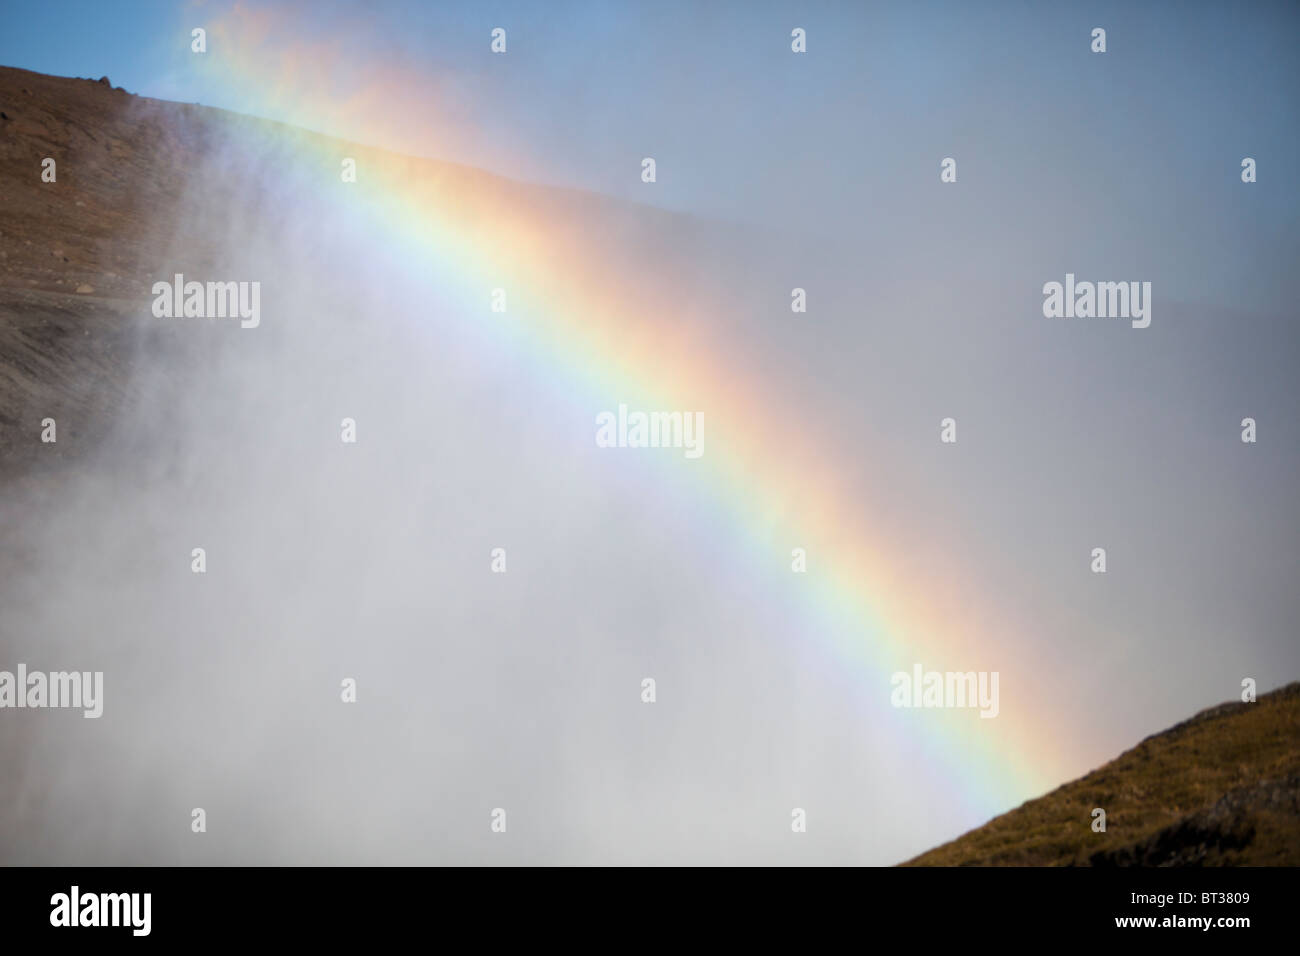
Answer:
[
  {"left": 0, "top": 67, "right": 222, "bottom": 483},
  {"left": 904, "top": 682, "right": 1300, "bottom": 865},
  {"left": 0, "top": 65, "right": 720, "bottom": 488}
]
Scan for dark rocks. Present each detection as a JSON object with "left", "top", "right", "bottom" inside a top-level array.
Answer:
[{"left": 1088, "top": 774, "right": 1300, "bottom": 866}]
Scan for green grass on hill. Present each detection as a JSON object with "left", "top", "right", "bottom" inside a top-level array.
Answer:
[{"left": 903, "top": 682, "right": 1300, "bottom": 866}]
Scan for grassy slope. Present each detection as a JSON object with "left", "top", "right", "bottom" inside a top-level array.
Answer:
[{"left": 904, "top": 682, "right": 1300, "bottom": 865}]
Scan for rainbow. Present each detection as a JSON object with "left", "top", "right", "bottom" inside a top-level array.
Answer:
[{"left": 180, "top": 5, "right": 1074, "bottom": 828}]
